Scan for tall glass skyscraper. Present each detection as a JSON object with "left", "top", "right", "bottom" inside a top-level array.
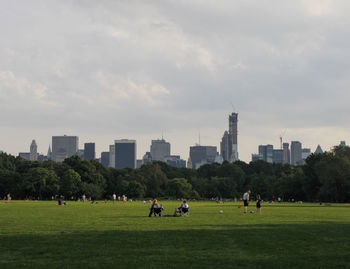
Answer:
[
  {"left": 221, "top": 112, "right": 239, "bottom": 162},
  {"left": 115, "top": 139, "right": 137, "bottom": 169}
]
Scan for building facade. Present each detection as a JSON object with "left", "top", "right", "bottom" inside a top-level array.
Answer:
[
  {"left": 302, "top": 148, "right": 311, "bottom": 165},
  {"left": 189, "top": 145, "right": 217, "bottom": 169},
  {"left": 229, "top": 112, "right": 239, "bottom": 162},
  {"left": 52, "top": 135, "right": 78, "bottom": 162},
  {"left": 283, "top": 143, "right": 290, "bottom": 164},
  {"left": 258, "top": 144, "right": 274, "bottom": 163},
  {"left": 30, "top": 140, "right": 38, "bottom": 161},
  {"left": 150, "top": 139, "right": 170, "bottom": 162},
  {"left": 109, "top": 145, "right": 115, "bottom": 168},
  {"left": 220, "top": 112, "right": 239, "bottom": 163},
  {"left": 84, "top": 143, "right": 95, "bottom": 161},
  {"left": 291, "top": 141, "right": 302, "bottom": 165},
  {"left": 164, "top": 155, "right": 186, "bottom": 168},
  {"left": 115, "top": 139, "right": 137, "bottom": 169},
  {"left": 273, "top": 149, "right": 284, "bottom": 164},
  {"left": 101, "top": 151, "right": 110, "bottom": 167}
]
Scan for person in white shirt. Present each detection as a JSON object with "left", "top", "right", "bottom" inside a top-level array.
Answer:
[
  {"left": 243, "top": 190, "right": 251, "bottom": 214},
  {"left": 174, "top": 200, "right": 189, "bottom": 216},
  {"left": 113, "top": 193, "right": 117, "bottom": 204}
]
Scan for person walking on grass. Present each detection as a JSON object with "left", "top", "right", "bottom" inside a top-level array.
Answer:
[
  {"left": 243, "top": 190, "right": 251, "bottom": 214},
  {"left": 256, "top": 194, "right": 262, "bottom": 215}
]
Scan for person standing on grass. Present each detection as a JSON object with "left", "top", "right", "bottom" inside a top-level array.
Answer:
[
  {"left": 256, "top": 194, "right": 262, "bottom": 215},
  {"left": 243, "top": 190, "right": 251, "bottom": 213},
  {"left": 149, "top": 198, "right": 158, "bottom": 217},
  {"left": 113, "top": 193, "right": 117, "bottom": 204}
]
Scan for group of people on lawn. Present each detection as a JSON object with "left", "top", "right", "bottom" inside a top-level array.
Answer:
[
  {"left": 148, "top": 190, "right": 261, "bottom": 217},
  {"left": 148, "top": 199, "right": 189, "bottom": 217}
]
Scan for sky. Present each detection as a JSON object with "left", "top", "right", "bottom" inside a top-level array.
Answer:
[{"left": 1, "top": 0, "right": 350, "bottom": 162}]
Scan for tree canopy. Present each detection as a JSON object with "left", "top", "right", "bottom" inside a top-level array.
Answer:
[{"left": 0, "top": 146, "right": 349, "bottom": 202}]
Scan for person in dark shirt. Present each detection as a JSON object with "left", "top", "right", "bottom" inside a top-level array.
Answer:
[{"left": 256, "top": 194, "right": 262, "bottom": 215}]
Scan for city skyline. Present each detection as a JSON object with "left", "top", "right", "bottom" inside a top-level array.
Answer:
[
  {"left": 6, "top": 124, "right": 344, "bottom": 165},
  {"left": 1, "top": 1, "right": 350, "bottom": 162}
]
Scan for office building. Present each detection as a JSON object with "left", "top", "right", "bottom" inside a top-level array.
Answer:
[
  {"left": 283, "top": 143, "right": 290, "bottom": 164},
  {"left": 164, "top": 155, "right": 186, "bottom": 168},
  {"left": 273, "top": 149, "right": 284, "bottom": 164},
  {"left": 136, "top": 160, "right": 143, "bottom": 169},
  {"left": 150, "top": 139, "right": 170, "bottom": 162},
  {"left": 302, "top": 148, "right": 311, "bottom": 165},
  {"left": 84, "top": 143, "right": 95, "bottom": 161},
  {"left": 101, "top": 152, "right": 110, "bottom": 167},
  {"left": 30, "top": 140, "right": 38, "bottom": 161},
  {"left": 220, "top": 131, "right": 232, "bottom": 162},
  {"left": 109, "top": 145, "right": 115, "bottom": 168},
  {"left": 229, "top": 112, "right": 239, "bottom": 161},
  {"left": 77, "top": 149, "right": 84, "bottom": 159},
  {"left": 251, "top": 154, "right": 261, "bottom": 162},
  {"left": 220, "top": 112, "right": 239, "bottom": 162},
  {"left": 52, "top": 135, "right": 78, "bottom": 162},
  {"left": 291, "top": 141, "right": 302, "bottom": 165},
  {"left": 189, "top": 145, "right": 217, "bottom": 169},
  {"left": 115, "top": 139, "right": 136, "bottom": 169},
  {"left": 142, "top": 152, "right": 152, "bottom": 165},
  {"left": 19, "top": 152, "right": 30, "bottom": 160},
  {"left": 258, "top": 145, "right": 274, "bottom": 163}
]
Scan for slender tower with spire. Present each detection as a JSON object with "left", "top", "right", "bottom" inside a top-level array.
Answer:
[
  {"left": 30, "top": 140, "right": 38, "bottom": 161},
  {"left": 47, "top": 145, "right": 52, "bottom": 160}
]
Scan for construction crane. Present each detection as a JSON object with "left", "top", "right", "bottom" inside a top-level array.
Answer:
[
  {"left": 279, "top": 129, "right": 287, "bottom": 149},
  {"left": 230, "top": 102, "right": 236, "bottom": 112}
]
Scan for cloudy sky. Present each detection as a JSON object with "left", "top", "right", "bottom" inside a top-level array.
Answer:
[{"left": 1, "top": 0, "right": 350, "bottom": 162}]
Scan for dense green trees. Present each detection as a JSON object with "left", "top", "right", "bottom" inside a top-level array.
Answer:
[{"left": 0, "top": 146, "right": 349, "bottom": 202}]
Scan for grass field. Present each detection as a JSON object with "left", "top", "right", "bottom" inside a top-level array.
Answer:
[{"left": 0, "top": 201, "right": 349, "bottom": 269}]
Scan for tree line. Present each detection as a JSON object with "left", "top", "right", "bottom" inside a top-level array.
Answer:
[{"left": 0, "top": 146, "right": 349, "bottom": 202}]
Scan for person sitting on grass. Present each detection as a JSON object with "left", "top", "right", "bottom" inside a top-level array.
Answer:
[
  {"left": 148, "top": 198, "right": 163, "bottom": 217},
  {"left": 174, "top": 200, "right": 189, "bottom": 216}
]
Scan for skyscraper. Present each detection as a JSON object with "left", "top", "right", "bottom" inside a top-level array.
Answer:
[
  {"left": 251, "top": 154, "right": 261, "bottom": 162},
  {"left": 150, "top": 139, "right": 170, "bottom": 162},
  {"left": 189, "top": 145, "right": 217, "bottom": 169},
  {"left": 302, "top": 148, "right": 311, "bottom": 164},
  {"left": 142, "top": 152, "right": 152, "bottom": 165},
  {"left": 220, "top": 112, "right": 238, "bottom": 162},
  {"left": 109, "top": 145, "right": 115, "bottom": 168},
  {"left": 273, "top": 149, "right": 284, "bottom": 164},
  {"left": 101, "top": 151, "right": 110, "bottom": 167},
  {"left": 291, "top": 141, "right": 302, "bottom": 165},
  {"left": 115, "top": 139, "right": 136, "bottom": 169},
  {"left": 30, "top": 140, "right": 38, "bottom": 161},
  {"left": 84, "top": 143, "right": 95, "bottom": 161},
  {"left": 229, "top": 112, "right": 238, "bottom": 162},
  {"left": 258, "top": 145, "right": 274, "bottom": 163},
  {"left": 163, "top": 155, "right": 186, "bottom": 168},
  {"left": 220, "top": 131, "right": 232, "bottom": 162},
  {"left": 283, "top": 143, "right": 290, "bottom": 164},
  {"left": 52, "top": 135, "right": 78, "bottom": 162}
]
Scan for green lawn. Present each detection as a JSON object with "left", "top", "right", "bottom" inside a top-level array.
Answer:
[{"left": 0, "top": 201, "right": 349, "bottom": 269}]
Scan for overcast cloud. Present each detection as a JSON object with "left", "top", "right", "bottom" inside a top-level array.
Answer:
[{"left": 1, "top": 0, "right": 350, "bottom": 162}]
